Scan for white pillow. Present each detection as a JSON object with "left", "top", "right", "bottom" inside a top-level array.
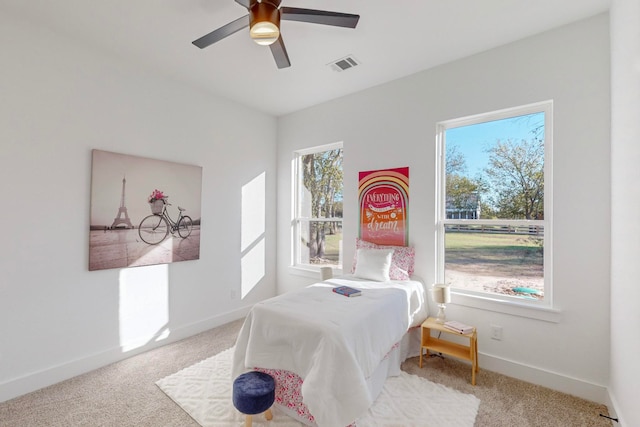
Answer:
[{"left": 353, "top": 248, "right": 394, "bottom": 282}]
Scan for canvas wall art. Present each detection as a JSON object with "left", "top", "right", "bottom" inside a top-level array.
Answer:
[
  {"left": 89, "top": 149, "right": 202, "bottom": 271},
  {"left": 358, "top": 167, "right": 409, "bottom": 246}
]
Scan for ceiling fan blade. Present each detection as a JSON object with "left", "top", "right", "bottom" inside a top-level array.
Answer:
[
  {"left": 192, "top": 15, "right": 249, "bottom": 49},
  {"left": 270, "top": 35, "right": 291, "bottom": 69},
  {"left": 280, "top": 8, "right": 360, "bottom": 28},
  {"left": 235, "top": 0, "right": 251, "bottom": 9}
]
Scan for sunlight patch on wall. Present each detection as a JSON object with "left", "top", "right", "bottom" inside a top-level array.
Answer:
[
  {"left": 241, "top": 172, "right": 266, "bottom": 298},
  {"left": 119, "top": 264, "right": 169, "bottom": 352},
  {"left": 241, "top": 238, "right": 266, "bottom": 298},
  {"left": 241, "top": 172, "right": 266, "bottom": 251}
]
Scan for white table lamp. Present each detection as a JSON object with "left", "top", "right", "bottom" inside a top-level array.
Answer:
[{"left": 430, "top": 284, "right": 451, "bottom": 324}]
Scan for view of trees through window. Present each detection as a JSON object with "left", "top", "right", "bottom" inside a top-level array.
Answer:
[
  {"left": 442, "top": 109, "right": 547, "bottom": 301},
  {"left": 296, "top": 147, "right": 343, "bottom": 267}
]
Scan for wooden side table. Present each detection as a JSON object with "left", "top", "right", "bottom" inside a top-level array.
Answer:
[{"left": 419, "top": 317, "right": 479, "bottom": 385}]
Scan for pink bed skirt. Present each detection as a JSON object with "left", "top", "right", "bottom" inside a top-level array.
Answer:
[
  {"left": 255, "top": 367, "right": 325, "bottom": 426},
  {"left": 255, "top": 341, "right": 405, "bottom": 427}
]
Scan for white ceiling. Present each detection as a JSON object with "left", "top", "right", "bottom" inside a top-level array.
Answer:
[{"left": 2, "top": 0, "right": 610, "bottom": 117}]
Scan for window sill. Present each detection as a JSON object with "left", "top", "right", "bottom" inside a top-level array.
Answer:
[
  {"left": 288, "top": 265, "right": 343, "bottom": 280},
  {"left": 451, "top": 291, "right": 562, "bottom": 323}
]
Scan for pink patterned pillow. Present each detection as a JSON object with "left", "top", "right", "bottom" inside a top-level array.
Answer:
[{"left": 352, "top": 238, "right": 415, "bottom": 281}]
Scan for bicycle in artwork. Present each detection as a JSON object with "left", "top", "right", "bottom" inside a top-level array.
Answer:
[{"left": 138, "top": 190, "right": 193, "bottom": 245}]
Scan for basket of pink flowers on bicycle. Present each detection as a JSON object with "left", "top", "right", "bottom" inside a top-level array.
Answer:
[{"left": 148, "top": 189, "right": 167, "bottom": 214}]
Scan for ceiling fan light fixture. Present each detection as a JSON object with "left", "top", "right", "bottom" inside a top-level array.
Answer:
[
  {"left": 250, "top": 21, "right": 279, "bottom": 45},
  {"left": 250, "top": 2, "right": 280, "bottom": 46}
]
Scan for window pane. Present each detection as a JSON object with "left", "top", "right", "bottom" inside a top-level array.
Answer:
[
  {"left": 300, "top": 149, "right": 343, "bottom": 219},
  {"left": 444, "top": 224, "right": 544, "bottom": 300},
  {"left": 445, "top": 112, "right": 544, "bottom": 221},
  {"left": 298, "top": 220, "right": 343, "bottom": 266},
  {"left": 295, "top": 145, "right": 343, "bottom": 270}
]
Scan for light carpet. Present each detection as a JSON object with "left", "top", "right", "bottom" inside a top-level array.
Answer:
[{"left": 156, "top": 347, "right": 480, "bottom": 427}]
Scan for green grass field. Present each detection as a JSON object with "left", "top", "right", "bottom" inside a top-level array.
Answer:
[
  {"left": 314, "top": 231, "right": 543, "bottom": 279},
  {"left": 446, "top": 231, "right": 543, "bottom": 276},
  {"left": 321, "top": 233, "right": 342, "bottom": 262}
]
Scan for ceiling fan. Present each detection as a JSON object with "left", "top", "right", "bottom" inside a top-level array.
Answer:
[{"left": 192, "top": 0, "right": 360, "bottom": 69}]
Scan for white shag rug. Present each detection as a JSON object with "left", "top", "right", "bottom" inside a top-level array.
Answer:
[{"left": 156, "top": 347, "right": 480, "bottom": 427}]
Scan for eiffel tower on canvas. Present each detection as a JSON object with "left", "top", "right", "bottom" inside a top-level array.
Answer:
[{"left": 111, "top": 176, "right": 133, "bottom": 229}]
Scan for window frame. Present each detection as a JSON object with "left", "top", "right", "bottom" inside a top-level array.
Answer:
[
  {"left": 291, "top": 142, "right": 344, "bottom": 277},
  {"left": 436, "top": 101, "right": 557, "bottom": 319}
]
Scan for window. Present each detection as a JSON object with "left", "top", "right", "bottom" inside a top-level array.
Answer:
[
  {"left": 436, "top": 101, "right": 553, "bottom": 309},
  {"left": 293, "top": 142, "right": 343, "bottom": 273}
]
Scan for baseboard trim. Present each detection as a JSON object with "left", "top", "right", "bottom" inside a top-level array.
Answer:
[
  {"left": 0, "top": 306, "right": 251, "bottom": 403},
  {"left": 605, "top": 389, "right": 622, "bottom": 426},
  {"left": 480, "top": 351, "right": 608, "bottom": 404}
]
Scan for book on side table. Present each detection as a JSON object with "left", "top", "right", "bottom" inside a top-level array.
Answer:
[
  {"left": 444, "top": 320, "right": 474, "bottom": 334},
  {"left": 332, "top": 285, "right": 362, "bottom": 297}
]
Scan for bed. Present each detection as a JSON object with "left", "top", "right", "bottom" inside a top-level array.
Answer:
[{"left": 231, "top": 270, "right": 428, "bottom": 427}]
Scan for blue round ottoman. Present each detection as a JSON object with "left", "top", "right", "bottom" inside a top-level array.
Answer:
[{"left": 232, "top": 371, "right": 275, "bottom": 427}]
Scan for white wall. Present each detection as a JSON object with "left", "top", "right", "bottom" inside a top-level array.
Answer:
[
  {"left": 0, "top": 12, "right": 277, "bottom": 402},
  {"left": 609, "top": 1, "right": 640, "bottom": 425},
  {"left": 277, "top": 14, "right": 611, "bottom": 403}
]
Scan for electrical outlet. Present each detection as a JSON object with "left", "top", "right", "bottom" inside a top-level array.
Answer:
[{"left": 490, "top": 324, "right": 503, "bottom": 340}]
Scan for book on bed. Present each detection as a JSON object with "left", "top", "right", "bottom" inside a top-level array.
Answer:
[{"left": 332, "top": 285, "right": 362, "bottom": 297}]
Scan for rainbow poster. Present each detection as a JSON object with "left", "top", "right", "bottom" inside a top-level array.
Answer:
[{"left": 358, "top": 167, "right": 409, "bottom": 246}]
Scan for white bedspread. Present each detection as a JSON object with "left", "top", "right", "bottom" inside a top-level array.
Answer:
[{"left": 232, "top": 276, "right": 427, "bottom": 427}]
